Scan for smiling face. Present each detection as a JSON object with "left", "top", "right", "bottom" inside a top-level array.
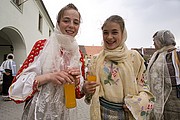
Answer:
[
  {"left": 102, "top": 22, "right": 123, "bottom": 50},
  {"left": 58, "top": 9, "right": 80, "bottom": 37}
]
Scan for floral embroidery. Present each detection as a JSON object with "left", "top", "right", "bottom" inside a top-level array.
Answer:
[
  {"left": 140, "top": 97, "right": 155, "bottom": 117},
  {"left": 103, "top": 61, "right": 119, "bottom": 85}
]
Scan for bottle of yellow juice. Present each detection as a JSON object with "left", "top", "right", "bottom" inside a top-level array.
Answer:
[
  {"left": 64, "top": 83, "right": 76, "bottom": 108},
  {"left": 87, "top": 75, "right": 96, "bottom": 82}
]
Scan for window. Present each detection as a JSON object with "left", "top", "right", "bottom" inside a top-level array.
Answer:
[
  {"left": 13, "top": 0, "right": 21, "bottom": 5},
  {"left": 38, "top": 14, "right": 43, "bottom": 33},
  {"left": 49, "top": 29, "right": 51, "bottom": 36},
  {"left": 12, "top": 0, "right": 23, "bottom": 9}
]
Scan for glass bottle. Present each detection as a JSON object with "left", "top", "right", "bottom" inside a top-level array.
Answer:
[{"left": 64, "top": 83, "right": 76, "bottom": 108}]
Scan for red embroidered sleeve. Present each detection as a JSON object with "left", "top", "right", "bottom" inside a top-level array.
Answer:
[
  {"left": 11, "top": 39, "right": 46, "bottom": 104},
  {"left": 12, "top": 39, "right": 46, "bottom": 83}
]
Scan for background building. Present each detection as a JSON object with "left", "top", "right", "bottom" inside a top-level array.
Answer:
[
  {"left": 0, "top": 0, "right": 54, "bottom": 70},
  {"left": 79, "top": 45, "right": 102, "bottom": 66},
  {"left": 131, "top": 47, "right": 156, "bottom": 63}
]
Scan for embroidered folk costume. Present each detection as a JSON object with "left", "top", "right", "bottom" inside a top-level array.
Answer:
[
  {"left": 87, "top": 27, "right": 154, "bottom": 120},
  {"left": 9, "top": 24, "right": 85, "bottom": 120}
]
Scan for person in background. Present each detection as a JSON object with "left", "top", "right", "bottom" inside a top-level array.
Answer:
[
  {"left": 146, "top": 30, "right": 180, "bottom": 120},
  {"left": 82, "top": 15, "right": 154, "bottom": 120},
  {"left": 8, "top": 3, "right": 85, "bottom": 120},
  {"left": 0, "top": 53, "right": 16, "bottom": 100}
]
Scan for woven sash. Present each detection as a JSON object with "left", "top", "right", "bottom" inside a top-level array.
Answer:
[
  {"left": 99, "top": 97, "right": 126, "bottom": 120},
  {"left": 99, "top": 97, "right": 124, "bottom": 111}
]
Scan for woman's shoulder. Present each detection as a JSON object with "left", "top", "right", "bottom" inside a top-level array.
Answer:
[
  {"left": 128, "top": 50, "right": 144, "bottom": 63},
  {"left": 92, "top": 53, "right": 100, "bottom": 59},
  {"left": 33, "top": 39, "right": 47, "bottom": 47},
  {"left": 128, "top": 50, "right": 142, "bottom": 58}
]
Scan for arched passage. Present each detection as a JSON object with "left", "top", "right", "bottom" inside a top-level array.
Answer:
[{"left": 0, "top": 26, "right": 26, "bottom": 70}]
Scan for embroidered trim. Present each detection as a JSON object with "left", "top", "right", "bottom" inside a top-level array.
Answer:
[
  {"left": 74, "top": 50, "right": 85, "bottom": 99},
  {"left": 79, "top": 50, "right": 85, "bottom": 79},
  {"left": 75, "top": 85, "right": 85, "bottom": 99},
  {"left": 33, "top": 80, "right": 40, "bottom": 92},
  {"left": 75, "top": 78, "right": 80, "bottom": 87}
]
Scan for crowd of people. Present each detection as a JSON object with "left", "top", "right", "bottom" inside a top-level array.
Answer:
[{"left": 0, "top": 3, "right": 179, "bottom": 120}]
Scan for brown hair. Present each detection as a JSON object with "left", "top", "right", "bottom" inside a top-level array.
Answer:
[
  {"left": 57, "top": 3, "right": 81, "bottom": 23},
  {"left": 101, "top": 15, "right": 125, "bottom": 33}
]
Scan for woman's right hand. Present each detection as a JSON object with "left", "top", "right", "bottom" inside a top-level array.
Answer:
[
  {"left": 35, "top": 70, "right": 75, "bottom": 86},
  {"left": 82, "top": 81, "right": 99, "bottom": 94}
]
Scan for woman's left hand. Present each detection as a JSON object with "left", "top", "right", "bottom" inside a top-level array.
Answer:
[{"left": 82, "top": 81, "right": 99, "bottom": 94}]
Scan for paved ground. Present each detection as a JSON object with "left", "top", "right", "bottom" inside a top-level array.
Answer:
[
  {"left": 0, "top": 95, "right": 24, "bottom": 120},
  {"left": 0, "top": 95, "right": 90, "bottom": 120}
]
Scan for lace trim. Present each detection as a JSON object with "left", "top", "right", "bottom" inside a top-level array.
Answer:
[{"left": 33, "top": 79, "right": 40, "bottom": 92}]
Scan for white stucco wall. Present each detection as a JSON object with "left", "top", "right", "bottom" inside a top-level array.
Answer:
[
  {"left": 0, "top": 0, "right": 53, "bottom": 53},
  {"left": 0, "top": 0, "right": 54, "bottom": 68}
]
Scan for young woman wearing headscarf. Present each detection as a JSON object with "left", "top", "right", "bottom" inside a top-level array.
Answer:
[
  {"left": 8, "top": 3, "right": 85, "bottom": 120},
  {"left": 82, "top": 15, "right": 155, "bottom": 120}
]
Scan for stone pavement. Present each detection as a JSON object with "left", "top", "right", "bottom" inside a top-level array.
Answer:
[
  {"left": 0, "top": 95, "right": 24, "bottom": 120},
  {"left": 0, "top": 95, "right": 90, "bottom": 120}
]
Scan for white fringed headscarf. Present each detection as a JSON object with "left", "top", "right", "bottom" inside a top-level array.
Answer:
[{"left": 42, "top": 23, "right": 81, "bottom": 73}]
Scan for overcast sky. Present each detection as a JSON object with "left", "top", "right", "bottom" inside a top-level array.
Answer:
[{"left": 43, "top": 0, "right": 180, "bottom": 49}]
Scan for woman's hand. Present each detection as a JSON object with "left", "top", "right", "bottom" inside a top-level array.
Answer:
[
  {"left": 68, "top": 67, "right": 81, "bottom": 86},
  {"left": 68, "top": 67, "right": 81, "bottom": 78},
  {"left": 35, "top": 70, "right": 75, "bottom": 86},
  {"left": 82, "top": 81, "right": 99, "bottom": 94}
]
